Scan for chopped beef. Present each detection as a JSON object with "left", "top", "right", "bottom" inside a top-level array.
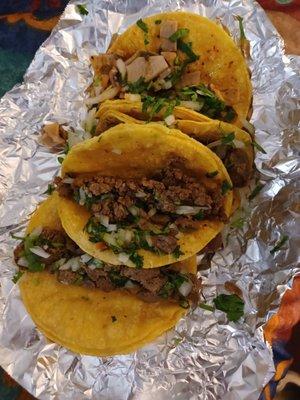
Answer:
[
  {"left": 226, "top": 148, "right": 251, "bottom": 187},
  {"left": 95, "top": 277, "right": 116, "bottom": 291},
  {"left": 175, "top": 217, "right": 199, "bottom": 232},
  {"left": 121, "top": 267, "right": 167, "bottom": 292},
  {"left": 151, "top": 234, "right": 178, "bottom": 254},
  {"left": 57, "top": 270, "right": 78, "bottom": 285},
  {"left": 160, "top": 20, "right": 178, "bottom": 52},
  {"left": 150, "top": 214, "right": 170, "bottom": 226}
]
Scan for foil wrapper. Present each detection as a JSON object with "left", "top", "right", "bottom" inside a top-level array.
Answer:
[{"left": 0, "top": 0, "right": 299, "bottom": 399}]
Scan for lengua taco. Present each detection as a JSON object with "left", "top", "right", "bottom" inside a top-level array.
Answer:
[
  {"left": 14, "top": 193, "right": 201, "bottom": 356},
  {"left": 88, "top": 12, "right": 251, "bottom": 127},
  {"left": 56, "top": 123, "right": 233, "bottom": 269}
]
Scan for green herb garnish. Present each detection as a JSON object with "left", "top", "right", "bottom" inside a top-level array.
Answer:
[
  {"left": 169, "top": 28, "right": 189, "bottom": 42},
  {"left": 155, "top": 19, "right": 161, "bottom": 25},
  {"left": 173, "top": 246, "right": 184, "bottom": 259},
  {"left": 249, "top": 183, "right": 264, "bottom": 200},
  {"left": 57, "top": 156, "right": 64, "bottom": 164},
  {"left": 253, "top": 140, "right": 266, "bottom": 154},
  {"left": 206, "top": 170, "right": 218, "bottom": 178},
  {"left": 235, "top": 15, "right": 246, "bottom": 40},
  {"left": 129, "top": 252, "right": 144, "bottom": 268},
  {"left": 270, "top": 235, "right": 289, "bottom": 255},
  {"left": 213, "top": 294, "right": 244, "bottom": 322},
  {"left": 221, "top": 132, "right": 235, "bottom": 145},
  {"left": 43, "top": 184, "right": 55, "bottom": 195},
  {"left": 76, "top": 4, "right": 88, "bottom": 15},
  {"left": 221, "top": 180, "right": 233, "bottom": 195},
  {"left": 109, "top": 269, "right": 128, "bottom": 286},
  {"left": 12, "top": 271, "right": 24, "bottom": 284},
  {"left": 127, "top": 77, "right": 148, "bottom": 94},
  {"left": 136, "top": 19, "right": 148, "bottom": 33},
  {"left": 230, "top": 217, "right": 246, "bottom": 229},
  {"left": 199, "top": 303, "right": 214, "bottom": 312},
  {"left": 194, "top": 210, "right": 204, "bottom": 220},
  {"left": 177, "top": 39, "right": 199, "bottom": 62}
]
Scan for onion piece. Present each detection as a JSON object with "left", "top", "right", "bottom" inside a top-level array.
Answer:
[
  {"left": 148, "top": 208, "right": 156, "bottom": 217},
  {"left": 62, "top": 177, "right": 74, "bottom": 184},
  {"left": 240, "top": 118, "right": 255, "bottom": 136},
  {"left": 18, "top": 257, "right": 29, "bottom": 267},
  {"left": 60, "top": 257, "right": 81, "bottom": 272},
  {"left": 112, "top": 148, "right": 122, "bottom": 155},
  {"left": 164, "top": 114, "right": 175, "bottom": 126},
  {"left": 164, "top": 80, "right": 173, "bottom": 89},
  {"left": 80, "top": 253, "right": 93, "bottom": 263},
  {"left": 30, "top": 246, "right": 50, "bottom": 258},
  {"left": 116, "top": 58, "right": 127, "bottom": 80},
  {"left": 207, "top": 139, "right": 223, "bottom": 149},
  {"left": 85, "top": 85, "right": 120, "bottom": 106},
  {"left": 180, "top": 100, "right": 201, "bottom": 111},
  {"left": 124, "top": 280, "right": 137, "bottom": 289},
  {"left": 233, "top": 139, "right": 245, "bottom": 149},
  {"left": 175, "top": 205, "right": 206, "bottom": 215},
  {"left": 79, "top": 187, "right": 86, "bottom": 205},
  {"left": 124, "top": 93, "right": 141, "bottom": 102},
  {"left": 118, "top": 253, "right": 130, "bottom": 264},
  {"left": 135, "top": 191, "right": 146, "bottom": 198},
  {"left": 99, "top": 215, "right": 109, "bottom": 227},
  {"left": 178, "top": 280, "right": 193, "bottom": 297},
  {"left": 30, "top": 226, "right": 43, "bottom": 237},
  {"left": 129, "top": 206, "right": 139, "bottom": 216}
]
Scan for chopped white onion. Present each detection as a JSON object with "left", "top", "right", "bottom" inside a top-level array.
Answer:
[
  {"left": 240, "top": 118, "right": 255, "bottom": 136},
  {"left": 124, "top": 280, "right": 137, "bottom": 289},
  {"left": 124, "top": 230, "right": 133, "bottom": 243},
  {"left": 175, "top": 205, "right": 202, "bottom": 215},
  {"left": 129, "top": 206, "right": 139, "bottom": 216},
  {"left": 145, "top": 233, "right": 153, "bottom": 247},
  {"left": 85, "top": 85, "right": 120, "bottom": 106},
  {"left": 164, "top": 114, "right": 175, "bottom": 126},
  {"left": 18, "top": 257, "right": 29, "bottom": 267},
  {"left": 116, "top": 58, "right": 127, "bottom": 80},
  {"left": 59, "top": 257, "right": 81, "bottom": 272},
  {"left": 178, "top": 280, "right": 193, "bottom": 297},
  {"left": 80, "top": 253, "right": 93, "bottom": 263},
  {"left": 207, "top": 139, "right": 223, "bottom": 149},
  {"left": 148, "top": 208, "right": 157, "bottom": 217},
  {"left": 99, "top": 215, "right": 109, "bottom": 227},
  {"left": 124, "top": 93, "right": 141, "bottom": 102},
  {"left": 68, "top": 130, "right": 91, "bottom": 148},
  {"left": 164, "top": 80, "right": 173, "bottom": 89},
  {"left": 30, "top": 246, "right": 50, "bottom": 258},
  {"left": 118, "top": 253, "right": 130, "bottom": 264},
  {"left": 233, "top": 139, "right": 245, "bottom": 149},
  {"left": 103, "top": 233, "right": 117, "bottom": 246},
  {"left": 135, "top": 191, "right": 146, "bottom": 198},
  {"left": 30, "top": 226, "right": 43, "bottom": 237},
  {"left": 107, "top": 224, "right": 117, "bottom": 232},
  {"left": 112, "top": 148, "right": 122, "bottom": 155},
  {"left": 62, "top": 177, "right": 74, "bottom": 184},
  {"left": 79, "top": 187, "right": 86, "bottom": 205},
  {"left": 180, "top": 101, "right": 201, "bottom": 111}
]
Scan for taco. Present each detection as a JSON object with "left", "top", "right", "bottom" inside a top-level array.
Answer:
[
  {"left": 89, "top": 11, "right": 251, "bottom": 126},
  {"left": 56, "top": 123, "right": 233, "bottom": 269},
  {"left": 14, "top": 192, "right": 200, "bottom": 356}
]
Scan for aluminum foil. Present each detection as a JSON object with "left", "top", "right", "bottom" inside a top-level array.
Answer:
[{"left": 0, "top": 0, "right": 299, "bottom": 399}]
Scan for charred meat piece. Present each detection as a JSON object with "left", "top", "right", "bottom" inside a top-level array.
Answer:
[{"left": 226, "top": 148, "right": 251, "bottom": 187}]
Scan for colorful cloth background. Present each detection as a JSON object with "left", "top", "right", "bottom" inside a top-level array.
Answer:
[{"left": 0, "top": 1, "right": 299, "bottom": 399}]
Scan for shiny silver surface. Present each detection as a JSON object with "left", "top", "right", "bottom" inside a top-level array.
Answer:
[{"left": 0, "top": 1, "right": 299, "bottom": 399}]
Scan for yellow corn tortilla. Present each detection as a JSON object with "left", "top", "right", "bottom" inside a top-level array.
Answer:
[
  {"left": 108, "top": 11, "right": 252, "bottom": 124},
  {"left": 19, "top": 193, "right": 198, "bottom": 356},
  {"left": 58, "top": 123, "right": 232, "bottom": 268}
]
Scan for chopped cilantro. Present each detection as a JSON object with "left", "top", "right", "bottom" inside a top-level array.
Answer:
[
  {"left": 230, "top": 217, "right": 246, "bottom": 229},
  {"left": 144, "top": 38, "right": 149, "bottom": 45},
  {"left": 129, "top": 252, "right": 144, "bottom": 268},
  {"left": 109, "top": 269, "right": 128, "bottom": 286},
  {"left": 136, "top": 19, "right": 148, "bottom": 33},
  {"left": 270, "top": 235, "right": 289, "bottom": 255},
  {"left": 249, "top": 183, "right": 264, "bottom": 200},
  {"left": 221, "top": 132, "right": 235, "bottom": 145},
  {"left": 155, "top": 19, "right": 161, "bottom": 25},
  {"left": 43, "top": 184, "right": 55, "bottom": 195},
  {"left": 111, "top": 316, "right": 117, "bottom": 323},
  {"left": 177, "top": 39, "right": 199, "bottom": 62},
  {"left": 221, "top": 180, "right": 233, "bottom": 195},
  {"left": 235, "top": 15, "right": 246, "bottom": 40},
  {"left": 213, "top": 294, "right": 244, "bottom": 322},
  {"left": 206, "top": 170, "right": 218, "bottom": 178},
  {"left": 199, "top": 303, "right": 214, "bottom": 312},
  {"left": 12, "top": 271, "right": 24, "bottom": 284},
  {"left": 169, "top": 28, "right": 189, "bottom": 42},
  {"left": 57, "top": 156, "right": 64, "bottom": 164},
  {"left": 127, "top": 77, "right": 148, "bottom": 94},
  {"left": 179, "top": 298, "right": 190, "bottom": 309},
  {"left": 76, "top": 4, "right": 88, "bottom": 15},
  {"left": 173, "top": 246, "right": 184, "bottom": 259},
  {"left": 194, "top": 210, "right": 204, "bottom": 220},
  {"left": 64, "top": 143, "right": 69, "bottom": 154},
  {"left": 253, "top": 140, "right": 266, "bottom": 154}
]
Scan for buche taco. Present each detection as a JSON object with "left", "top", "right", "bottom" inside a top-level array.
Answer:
[
  {"left": 88, "top": 11, "right": 251, "bottom": 128},
  {"left": 56, "top": 123, "right": 233, "bottom": 269},
  {"left": 14, "top": 192, "right": 200, "bottom": 356}
]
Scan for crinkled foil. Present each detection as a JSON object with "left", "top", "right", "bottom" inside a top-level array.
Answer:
[{"left": 0, "top": 0, "right": 299, "bottom": 399}]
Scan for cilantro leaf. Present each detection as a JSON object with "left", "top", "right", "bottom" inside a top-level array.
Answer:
[
  {"left": 249, "top": 183, "right": 264, "bottom": 200},
  {"left": 221, "top": 132, "right": 235, "bottom": 145},
  {"left": 136, "top": 19, "right": 148, "bottom": 33},
  {"left": 43, "top": 184, "right": 55, "bottom": 195},
  {"left": 173, "top": 245, "right": 184, "bottom": 259},
  {"left": 253, "top": 140, "right": 266, "bottom": 154},
  {"left": 230, "top": 217, "right": 246, "bottom": 229},
  {"left": 127, "top": 77, "right": 148, "bottom": 94},
  {"left": 270, "top": 235, "right": 289, "bottom": 255},
  {"left": 221, "top": 180, "right": 233, "bottom": 195},
  {"left": 177, "top": 39, "right": 199, "bottom": 62},
  {"left": 199, "top": 303, "right": 214, "bottom": 312},
  {"left": 155, "top": 19, "right": 161, "bottom": 25},
  {"left": 76, "top": 4, "right": 88, "bottom": 15},
  {"left": 235, "top": 15, "right": 246, "bottom": 40},
  {"left": 12, "top": 271, "right": 24, "bottom": 284},
  {"left": 213, "top": 294, "right": 244, "bottom": 322},
  {"left": 194, "top": 210, "right": 204, "bottom": 220},
  {"left": 169, "top": 28, "right": 189, "bottom": 42},
  {"left": 129, "top": 252, "right": 144, "bottom": 268}
]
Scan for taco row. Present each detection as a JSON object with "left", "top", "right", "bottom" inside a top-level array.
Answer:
[{"left": 13, "top": 12, "right": 254, "bottom": 356}]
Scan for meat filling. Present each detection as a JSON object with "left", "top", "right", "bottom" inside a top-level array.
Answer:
[
  {"left": 14, "top": 228, "right": 200, "bottom": 306},
  {"left": 55, "top": 159, "right": 227, "bottom": 267}
]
